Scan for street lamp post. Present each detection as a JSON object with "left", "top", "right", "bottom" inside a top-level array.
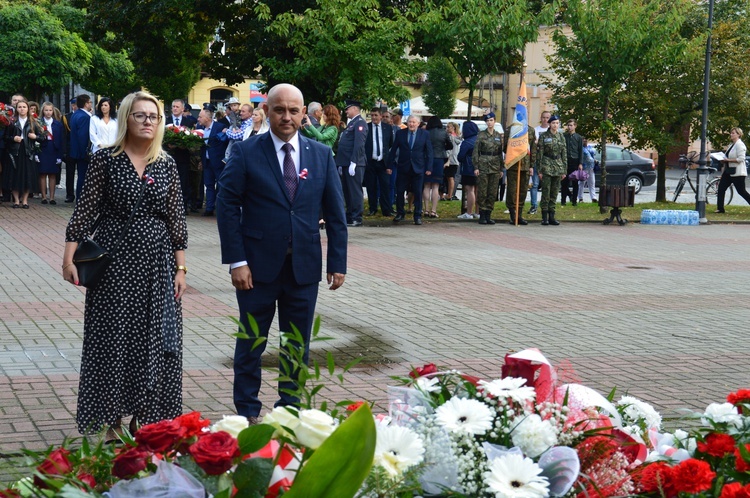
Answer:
[{"left": 696, "top": 0, "right": 715, "bottom": 224}]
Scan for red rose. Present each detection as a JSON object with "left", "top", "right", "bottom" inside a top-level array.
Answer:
[
  {"left": 698, "top": 432, "right": 736, "bottom": 457},
  {"left": 721, "top": 482, "right": 750, "bottom": 498},
  {"left": 189, "top": 431, "right": 240, "bottom": 475},
  {"left": 727, "top": 389, "right": 750, "bottom": 406},
  {"left": 637, "top": 462, "right": 675, "bottom": 495},
  {"left": 135, "top": 419, "right": 186, "bottom": 453},
  {"left": 409, "top": 363, "right": 437, "bottom": 379},
  {"left": 34, "top": 448, "right": 73, "bottom": 488},
  {"left": 735, "top": 444, "right": 750, "bottom": 473},
  {"left": 112, "top": 446, "right": 151, "bottom": 479},
  {"left": 174, "top": 411, "right": 210, "bottom": 438},
  {"left": 672, "top": 458, "right": 716, "bottom": 494},
  {"left": 0, "top": 489, "right": 21, "bottom": 497},
  {"left": 76, "top": 473, "right": 97, "bottom": 488},
  {"left": 346, "top": 401, "right": 365, "bottom": 412}
]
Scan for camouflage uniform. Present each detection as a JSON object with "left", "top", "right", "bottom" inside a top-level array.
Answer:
[
  {"left": 537, "top": 130, "right": 567, "bottom": 221},
  {"left": 474, "top": 128, "right": 504, "bottom": 216},
  {"left": 505, "top": 126, "right": 536, "bottom": 223}
]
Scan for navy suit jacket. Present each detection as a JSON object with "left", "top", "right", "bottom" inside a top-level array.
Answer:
[
  {"left": 69, "top": 109, "right": 91, "bottom": 159},
  {"left": 335, "top": 115, "right": 368, "bottom": 167},
  {"left": 200, "top": 120, "right": 228, "bottom": 169},
  {"left": 388, "top": 128, "right": 433, "bottom": 174},
  {"left": 216, "top": 132, "right": 347, "bottom": 285},
  {"left": 364, "top": 122, "right": 393, "bottom": 163}
]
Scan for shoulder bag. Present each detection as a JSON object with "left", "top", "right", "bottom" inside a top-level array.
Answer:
[{"left": 73, "top": 170, "right": 150, "bottom": 289}]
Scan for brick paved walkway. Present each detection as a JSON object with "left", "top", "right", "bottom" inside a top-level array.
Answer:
[{"left": 1, "top": 200, "right": 749, "bottom": 456}]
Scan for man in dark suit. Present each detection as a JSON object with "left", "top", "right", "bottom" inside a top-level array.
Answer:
[
  {"left": 388, "top": 114, "right": 433, "bottom": 225},
  {"left": 364, "top": 108, "right": 394, "bottom": 216},
  {"left": 165, "top": 99, "right": 198, "bottom": 213},
  {"left": 62, "top": 98, "right": 77, "bottom": 202},
  {"left": 69, "top": 94, "right": 92, "bottom": 200},
  {"left": 216, "top": 84, "right": 347, "bottom": 421},
  {"left": 197, "top": 108, "right": 228, "bottom": 216},
  {"left": 335, "top": 99, "right": 368, "bottom": 227}
]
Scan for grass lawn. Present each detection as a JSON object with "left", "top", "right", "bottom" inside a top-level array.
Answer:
[{"left": 364, "top": 199, "right": 750, "bottom": 223}]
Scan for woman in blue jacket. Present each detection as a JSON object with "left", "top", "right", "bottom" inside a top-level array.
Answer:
[
  {"left": 457, "top": 121, "right": 479, "bottom": 219},
  {"left": 38, "top": 102, "right": 64, "bottom": 204}
]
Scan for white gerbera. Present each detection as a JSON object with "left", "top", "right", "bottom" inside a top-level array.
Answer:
[
  {"left": 484, "top": 453, "right": 549, "bottom": 498},
  {"left": 479, "top": 377, "right": 536, "bottom": 404},
  {"left": 703, "top": 402, "right": 743, "bottom": 428},
  {"left": 435, "top": 397, "right": 494, "bottom": 436},
  {"left": 618, "top": 395, "right": 662, "bottom": 430},
  {"left": 511, "top": 414, "right": 558, "bottom": 458},
  {"left": 374, "top": 425, "right": 425, "bottom": 477}
]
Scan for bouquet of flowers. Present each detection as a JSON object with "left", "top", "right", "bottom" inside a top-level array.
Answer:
[
  {"left": 0, "top": 102, "right": 14, "bottom": 130},
  {"left": 163, "top": 125, "right": 205, "bottom": 152}
]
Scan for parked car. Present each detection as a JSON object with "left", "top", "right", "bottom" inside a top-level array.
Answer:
[{"left": 591, "top": 144, "right": 656, "bottom": 194}]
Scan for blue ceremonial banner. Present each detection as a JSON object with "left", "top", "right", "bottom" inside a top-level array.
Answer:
[{"left": 505, "top": 81, "right": 529, "bottom": 167}]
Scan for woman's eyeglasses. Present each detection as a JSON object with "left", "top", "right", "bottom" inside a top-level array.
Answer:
[{"left": 130, "top": 112, "right": 162, "bottom": 124}]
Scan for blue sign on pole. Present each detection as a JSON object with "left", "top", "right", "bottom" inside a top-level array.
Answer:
[{"left": 400, "top": 100, "right": 411, "bottom": 117}]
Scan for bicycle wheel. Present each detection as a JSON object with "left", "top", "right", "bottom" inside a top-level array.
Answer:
[
  {"left": 672, "top": 177, "right": 686, "bottom": 202},
  {"left": 706, "top": 178, "right": 733, "bottom": 205}
]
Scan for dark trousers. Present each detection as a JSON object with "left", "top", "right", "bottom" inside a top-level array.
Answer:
[
  {"left": 233, "top": 256, "right": 319, "bottom": 417},
  {"left": 560, "top": 158, "right": 580, "bottom": 204},
  {"left": 364, "top": 160, "right": 392, "bottom": 216},
  {"left": 203, "top": 159, "right": 223, "bottom": 212},
  {"left": 73, "top": 157, "right": 89, "bottom": 200},
  {"left": 341, "top": 165, "right": 365, "bottom": 223},
  {"left": 396, "top": 168, "right": 424, "bottom": 219},
  {"left": 64, "top": 156, "right": 76, "bottom": 199},
  {"left": 176, "top": 160, "right": 191, "bottom": 211},
  {"left": 717, "top": 172, "right": 750, "bottom": 210}
]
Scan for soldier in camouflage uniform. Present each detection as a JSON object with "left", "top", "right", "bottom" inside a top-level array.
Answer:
[
  {"left": 536, "top": 115, "right": 567, "bottom": 226},
  {"left": 474, "top": 113, "right": 504, "bottom": 225},
  {"left": 505, "top": 126, "right": 536, "bottom": 225}
]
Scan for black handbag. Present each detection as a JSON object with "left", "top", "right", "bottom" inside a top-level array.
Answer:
[{"left": 72, "top": 169, "right": 150, "bottom": 289}]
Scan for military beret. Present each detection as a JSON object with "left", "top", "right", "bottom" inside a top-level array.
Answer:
[
  {"left": 483, "top": 112, "right": 496, "bottom": 121},
  {"left": 549, "top": 114, "right": 560, "bottom": 123}
]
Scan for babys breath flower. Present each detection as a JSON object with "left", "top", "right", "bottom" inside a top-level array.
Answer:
[
  {"left": 511, "top": 414, "right": 558, "bottom": 458},
  {"left": 484, "top": 453, "right": 549, "bottom": 498},
  {"left": 416, "top": 376, "right": 441, "bottom": 393},
  {"left": 618, "top": 396, "right": 662, "bottom": 430},
  {"left": 479, "top": 377, "right": 536, "bottom": 404},
  {"left": 210, "top": 415, "right": 249, "bottom": 437},
  {"left": 435, "top": 397, "right": 494, "bottom": 436},
  {"left": 374, "top": 425, "right": 425, "bottom": 478},
  {"left": 702, "top": 402, "right": 743, "bottom": 428}
]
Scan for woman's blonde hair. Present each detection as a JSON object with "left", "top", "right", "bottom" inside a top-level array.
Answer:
[
  {"left": 252, "top": 107, "right": 266, "bottom": 123},
  {"left": 731, "top": 127, "right": 744, "bottom": 138},
  {"left": 111, "top": 91, "right": 166, "bottom": 165}
]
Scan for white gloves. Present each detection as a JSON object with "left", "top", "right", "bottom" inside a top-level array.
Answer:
[
  {"left": 56, "top": 158, "right": 62, "bottom": 164},
  {"left": 348, "top": 162, "right": 356, "bottom": 176}
]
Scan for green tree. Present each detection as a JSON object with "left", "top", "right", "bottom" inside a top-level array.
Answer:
[
  {"left": 0, "top": 2, "right": 90, "bottom": 101},
  {"left": 250, "top": 0, "right": 417, "bottom": 106},
  {"left": 545, "top": 0, "right": 691, "bottom": 206},
  {"left": 422, "top": 56, "right": 459, "bottom": 118},
  {"left": 415, "top": 0, "right": 558, "bottom": 119}
]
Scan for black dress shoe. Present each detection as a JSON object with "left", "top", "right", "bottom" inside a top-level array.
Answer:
[
  {"left": 347, "top": 221, "right": 363, "bottom": 227},
  {"left": 393, "top": 214, "right": 404, "bottom": 222},
  {"left": 65, "top": 197, "right": 75, "bottom": 203},
  {"left": 367, "top": 210, "right": 377, "bottom": 216},
  {"left": 202, "top": 210, "right": 214, "bottom": 217},
  {"left": 414, "top": 218, "right": 423, "bottom": 225}
]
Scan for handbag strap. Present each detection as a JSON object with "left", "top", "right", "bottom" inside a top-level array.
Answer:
[{"left": 90, "top": 165, "right": 152, "bottom": 256}]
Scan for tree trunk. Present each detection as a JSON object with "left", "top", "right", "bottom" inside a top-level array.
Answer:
[
  {"left": 656, "top": 152, "right": 667, "bottom": 202},
  {"left": 599, "top": 96, "right": 609, "bottom": 214},
  {"left": 466, "top": 83, "right": 474, "bottom": 121}
]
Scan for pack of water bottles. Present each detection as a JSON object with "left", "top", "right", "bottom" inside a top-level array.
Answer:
[{"left": 640, "top": 209, "right": 699, "bottom": 225}]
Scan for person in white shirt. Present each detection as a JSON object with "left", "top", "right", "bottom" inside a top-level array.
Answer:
[{"left": 89, "top": 97, "right": 118, "bottom": 154}]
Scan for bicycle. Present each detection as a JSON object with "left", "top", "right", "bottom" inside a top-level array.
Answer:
[{"left": 672, "top": 151, "right": 732, "bottom": 205}]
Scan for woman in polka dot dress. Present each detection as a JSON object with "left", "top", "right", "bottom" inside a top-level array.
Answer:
[{"left": 62, "top": 91, "right": 188, "bottom": 436}]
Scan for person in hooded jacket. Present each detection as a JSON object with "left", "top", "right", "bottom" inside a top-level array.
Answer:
[{"left": 457, "top": 121, "right": 479, "bottom": 219}]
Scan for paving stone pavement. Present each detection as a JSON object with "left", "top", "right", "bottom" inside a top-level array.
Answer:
[{"left": 1, "top": 199, "right": 749, "bottom": 455}]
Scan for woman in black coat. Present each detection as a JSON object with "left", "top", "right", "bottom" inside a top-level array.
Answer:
[{"left": 4, "top": 99, "right": 44, "bottom": 208}]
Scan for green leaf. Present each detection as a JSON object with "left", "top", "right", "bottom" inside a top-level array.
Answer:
[
  {"left": 233, "top": 458, "right": 275, "bottom": 498},
  {"left": 283, "top": 404, "right": 376, "bottom": 498},
  {"left": 327, "top": 351, "right": 335, "bottom": 375},
  {"left": 237, "top": 424, "right": 277, "bottom": 455}
]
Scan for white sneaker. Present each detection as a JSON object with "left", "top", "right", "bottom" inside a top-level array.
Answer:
[
  {"left": 457, "top": 213, "right": 473, "bottom": 219},
  {"left": 472, "top": 213, "right": 481, "bottom": 219},
  {"left": 503, "top": 209, "right": 510, "bottom": 214}
]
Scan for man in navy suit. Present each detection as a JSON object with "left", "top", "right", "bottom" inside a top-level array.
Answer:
[
  {"left": 68, "top": 94, "right": 92, "bottom": 200},
  {"left": 216, "top": 84, "right": 347, "bottom": 421},
  {"left": 364, "top": 108, "right": 394, "bottom": 216},
  {"left": 197, "top": 109, "right": 228, "bottom": 216},
  {"left": 388, "top": 115, "right": 433, "bottom": 225}
]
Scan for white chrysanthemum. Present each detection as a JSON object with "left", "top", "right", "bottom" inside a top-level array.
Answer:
[
  {"left": 435, "top": 397, "right": 494, "bottom": 435},
  {"left": 484, "top": 453, "right": 549, "bottom": 498},
  {"left": 618, "top": 395, "right": 662, "bottom": 430},
  {"left": 511, "top": 414, "right": 558, "bottom": 458},
  {"left": 374, "top": 424, "right": 425, "bottom": 477},
  {"left": 479, "top": 377, "right": 536, "bottom": 404},
  {"left": 703, "top": 402, "right": 743, "bottom": 428},
  {"left": 416, "top": 376, "right": 441, "bottom": 393}
]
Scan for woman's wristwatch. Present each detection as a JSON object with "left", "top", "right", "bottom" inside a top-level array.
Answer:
[{"left": 176, "top": 265, "right": 188, "bottom": 274}]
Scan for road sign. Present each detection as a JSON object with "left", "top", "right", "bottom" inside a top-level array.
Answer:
[{"left": 400, "top": 100, "right": 410, "bottom": 117}]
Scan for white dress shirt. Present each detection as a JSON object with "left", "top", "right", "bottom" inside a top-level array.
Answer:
[
  {"left": 89, "top": 116, "right": 118, "bottom": 153},
  {"left": 371, "top": 123, "right": 383, "bottom": 161}
]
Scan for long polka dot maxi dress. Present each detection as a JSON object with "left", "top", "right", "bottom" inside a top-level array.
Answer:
[{"left": 65, "top": 147, "right": 188, "bottom": 434}]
